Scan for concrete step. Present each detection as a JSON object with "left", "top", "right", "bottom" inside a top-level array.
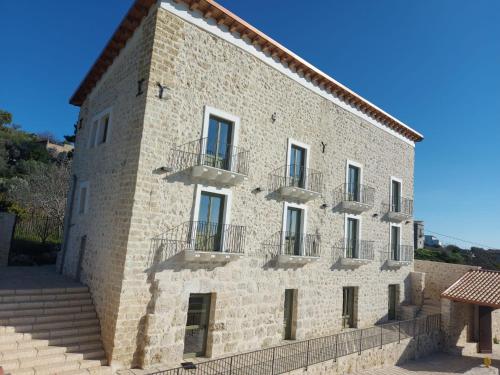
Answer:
[
  {"left": 1, "top": 317, "right": 99, "bottom": 335},
  {"left": 0, "top": 287, "right": 89, "bottom": 297},
  {"left": 0, "top": 333, "right": 102, "bottom": 351},
  {"left": 7, "top": 359, "right": 109, "bottom": 375},
  {"left": 0, "top": 323, "right": 100, "bottom": 343},
  {"left": 0, "top": 339, "right": 104, "bottom": 360},
  {"left": 1, "top": 349, "right": 105, "bottom": 371},
  {"left": 0, "top": 292, "right": 92, "bottom": 304},
  {"left": 0, "top": 305, "right": 95, "bottom": 320},
  {"left": 0, "top": 298, "right": 93, "bottom": 312}
]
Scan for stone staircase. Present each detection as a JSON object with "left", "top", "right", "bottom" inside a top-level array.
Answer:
[
  {"left": 0, "top": 286, "right": 111, "bottom": 375},
  {"left": 416, "top": 297, "right": 441, "bottom": 318}
]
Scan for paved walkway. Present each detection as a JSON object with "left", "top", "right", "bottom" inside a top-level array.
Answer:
[
  {"left": 0, "top": 265, "right": 81, "bottom": 289},
  {"left": 355, "top": 353, "right": 499, "bottom": 375}
]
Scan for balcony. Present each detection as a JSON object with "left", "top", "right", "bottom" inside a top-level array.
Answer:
[
  {"left": 151, "top": 221, "right": 246, "bottom": 263},
  {"left": 264, "top": 231, "right": 321, "bottom": 265},
  {"left": 171, "top": 138, "right": 249, "bottom": 186},
  {"left": 386, "top": 244, "right": 414, "bottom": 267},
  {"left": 269, "top": 165, "right": 323, "bottom": 203},
  {"left": 384, "top": 197, "right": 413, "bottom": 222},
  {"left": 337, "top": 239, "right": 375, "bottom": 266},
  {"left": 333, "top": 183, "right": 375, "bottom": 214}
]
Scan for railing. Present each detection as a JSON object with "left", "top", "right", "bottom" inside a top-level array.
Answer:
[
  {"left": 333, "top": 183, "right": 375, "bottom": 207},
  {"left": 150, "top": 221, "right": 246, "bottom": 262},
  {"left": 388, "top": 244, "right": 414, "bottom": 262},
  {"left": 151, "top": 314, "right": 441, "bottom": 375},
  {"left": 337, "top": 239, "right": 375, "bottom": 260},
  {"left": 384, "top": 197, "right": 413, "bottom": 216},
  {"left": 269, "top": 165, "right": 323, "bottom": 194},
  {"left": 263, "top": 231, "right": 321, "bottom": 258},
  {"left": 171, "top": 137, "right": 250, "bottom": 176}
]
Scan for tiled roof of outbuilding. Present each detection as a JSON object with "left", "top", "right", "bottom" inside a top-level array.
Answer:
[
  {"left": 69, "top": 0, "right": 424, "bottom": 143},
  {"left": 441, "top": 269, "right": 500, "bottom": 308}
]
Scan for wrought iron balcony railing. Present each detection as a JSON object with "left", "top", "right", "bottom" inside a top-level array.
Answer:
[
  {"left": 384, "top": 197, "right": 413, "bottom": 220},
  {"left": 333, "top": 183, "right": 375, "bottom": 211},
  {"left": 338, "top": 239, "right": 375, "bottom": 261},
  {"left": 387, "top": 244, "right": 414, "bottom": 263},
  {"left": 171, "top": 137, "right": 250, "bottom": 176},
  {"left": 264, "top": 231, "right": 321, "bottom": 259},
  {"left": 269, "top": 165, "right": 323, "bottom": 203},
  {"left": 151, "top": 221, "right": 246, "bottom": 263}
]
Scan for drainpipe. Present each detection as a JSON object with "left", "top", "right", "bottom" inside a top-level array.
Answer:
[{"left": 58, "top": 174, "right": 77, "bottom": 274}]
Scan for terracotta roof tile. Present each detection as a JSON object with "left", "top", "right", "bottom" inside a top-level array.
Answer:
[{"left": 441, "top": 269, "right": 500, "bottom": 308}]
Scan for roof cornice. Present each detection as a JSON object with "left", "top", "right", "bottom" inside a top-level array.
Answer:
[{"left": 69, "top": 0, "right": 424, "bottom": 142}]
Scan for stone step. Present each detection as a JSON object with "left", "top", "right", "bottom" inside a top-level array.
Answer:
[
  {"left": 1, "top": 349, "right": 105, "bottom": 371},
  {"left": 0, "top": 298, "right": 93, "bottom": 312},
  {"left": 1, "top": 317, "right": 99, "bottom": 335},
  {"left": 0, "top": 287, "right": 88, "bottom": 298},
  {"left": 0, "top": 323, "right": 100, "bottom": 343},
  {"left": 0, "top": 333, "right": 101, "bottom": 351},
  {"left": 0, "top": 339, "right": 104, "bottom": 361},
  {"left": 0, "top": 305, "right": 95, "bottom": 320},
  {"left": 7, "top": 358, "right": 109, "bottom": 375},
  {"left": 0, "top": 292, "right": 91, "bottom": 304}
]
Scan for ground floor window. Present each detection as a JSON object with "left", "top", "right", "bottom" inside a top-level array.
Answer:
[
  {"left": 342, "top": 287, "right": 357, "bottom": 329},
  {"left": 283, "top": 289, "right": 297, "bottom": 340},
  {"left": 184, "top": 293, "right": 212, "bottom": 357}
]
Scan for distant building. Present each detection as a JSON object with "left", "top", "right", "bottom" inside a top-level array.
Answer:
[
  {"left": 414, "top": 221, "right": 425, "bottom": 249},
  {"left": 425, "top": 235, "right": 442, "bottom": 247},
  {"left": 37, "top": 139, "right": 74, "bottom": 156}
]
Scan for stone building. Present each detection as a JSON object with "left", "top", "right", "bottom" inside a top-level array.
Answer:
[
  {"left": 59, "top": 0, "right": 425, "bottom": 369},
  {"left": 414, "top": 220, "right": 425, "bottom": 250}
]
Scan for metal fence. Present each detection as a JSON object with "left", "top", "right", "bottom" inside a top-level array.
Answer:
[
  {"left": 13, "top": 214, "right": 63, "bottom": 244},
  {"left": 333, "top": 183, "right": 375, "bottom": 207},
  {"left": 268, "top": 165, "right": 323, "bottom": 194},
  {"left": 337, "top": 239, "right": 375, "bottom": 260},
  {"left": 262, "top": 231, "right": 321, "bottom": 258},
  {"left": 151, "top": 314, "right": 440, "bottom": 375}
]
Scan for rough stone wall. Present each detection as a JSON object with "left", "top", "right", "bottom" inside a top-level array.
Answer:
[
  {"left": 493, "top": 309, "right": 500, "bottom": 343},
  {"left": 414, "top": 260, "right": 480, "bottom": 303},
  {"left": 0, "top": 212, "right": 16, "bottom": 266},
  {"left": 113, "top": 3, "right": 419, "bottom": 368},
  {"left": 60, "top": 5, "right": 159, "bottom": 364}
]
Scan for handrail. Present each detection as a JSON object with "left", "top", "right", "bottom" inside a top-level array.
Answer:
[
  {"left": 337, "top": 239, "right": 375, "bottom": 260},
  {"left": 269, "top": 164, "right": 323, "bottom": 194},
  {"left": 333, "top": 183, "right": 375, "bottom": 207}
]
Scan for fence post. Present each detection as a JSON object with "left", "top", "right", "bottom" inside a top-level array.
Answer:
[
  {"left": 398, "top": 321, "right": 401, "bottom": 343},
  {"left": 358, "top": 330, "right": 363, "bottom": 355},
  {"left": 305, "top": 340, "right": 310, "bottom": 370},
  {"left": 229, "top": 355, "right": 233, "bottom": 375},
  {"left": 334, "top": 334, "right": 338, "bottom": 362},
  {"left": 271, "top": 346, "right": 276, "bottom": 375}
]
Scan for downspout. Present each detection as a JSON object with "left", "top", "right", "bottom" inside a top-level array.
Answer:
[{"left": 58, "top": 174, "right": 77, "bottom": 274}]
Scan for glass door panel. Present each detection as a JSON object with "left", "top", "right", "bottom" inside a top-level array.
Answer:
[
  {"left": 388, "top": 285, "right": 397, "bottom": 320},
  {"left": 196, "top": 192, "right": 225, "bottom": 251},
  {"left": 346, "top": 218, "right": 359, "bottom": 258},
  {"left": 285, "top": 207, "right": 302, "bottom": 255},
  {"left": 184, "top": 294, "right": 211, "bottom": 357},
  {"left": 391, "top": 226, "right": 400, "bottom": 260},
  {"left": 348, "top": 165, "right": 360, "bottom": 201},
  {"left": 392, "top": 180, "right": 401, "bottom": 212},
  {"left": 206, "top": 116, "right": 232, "bottom": 170},
  {"left": 289, "top": 145, "right": 306, "bottom": 188},
  {"left": 342, "top": 287, "right": 355, "bottom": 329}
]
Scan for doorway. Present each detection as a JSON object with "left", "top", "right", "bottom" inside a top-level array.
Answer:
[
  {"left": 283, "top": 289, "right": 297, "bottom": 340},
  {"left": 388, "top": 284, "right": 398, "bottom": 321},
  {"left": 184, "top": 293, "right": 212, "bottom": 358},
  {"left": 342, "top": 287, "right": 357, "bottom": 329}
]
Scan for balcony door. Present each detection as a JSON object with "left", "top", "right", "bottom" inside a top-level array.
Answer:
[
  {"left": 346, "top": 218, "right": 359, "bottom": 258},
  {"left": 391, "top": 180, "right": 402, "bottom": 212},
  {"left": 284, "top": 207, "right": 302, "bottom": 255},
  {"left": 391, "top": 225, "right": 400, "bottom": 260},
  {"left": 347, "top": 165, "right": 360, "bottom": 201},
  {"left": 184, "top": 293, "right": 211, "bottom": 358},
  {"left": 196, "top": 192, "right": 225, "bottom": 252},
  {"left": 289, "top": 145, "right": 306, "bottom": 188},
  {"left": 206, "top": 116, "right": 233, "bottom": 170}
]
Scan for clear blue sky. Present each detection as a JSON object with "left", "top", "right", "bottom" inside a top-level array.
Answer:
[{"left": 1, "top": 1, "right": 499, "bottom": 249}]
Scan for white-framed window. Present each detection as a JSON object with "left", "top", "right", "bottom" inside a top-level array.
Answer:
[
  {"left": 286, "top": 139, "right": 310, "bottom": 189},
  {"left": 77, "top": 181, "right": 89, "bottom": 215},
  {"left": 191, "top": 185, "right": 232, "bottom": 252},
  {"left": 390, "top": 177, "right": 403, "bottom": 212},
  {"left": 88, "top": 108, "right": 112, "bottom": 148},
  {"left": 389, "top": 223, "right": 402, "bottom": 260},
  {"left": 201, "top": 106, "right": 240, "bottom": 171},
  {"left": 344, "top": 214, "right": 362, "bottom": 258},
  {"left": 281, "top": 201, "right": 307, "bottom": 255},
  {"left": 345, "top": 160, "right": 363, "bottom": 201}
]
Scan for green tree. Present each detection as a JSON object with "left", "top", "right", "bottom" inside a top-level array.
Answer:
[{"left": 0, "top": 110, "right": 12, "bottom": 127}]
